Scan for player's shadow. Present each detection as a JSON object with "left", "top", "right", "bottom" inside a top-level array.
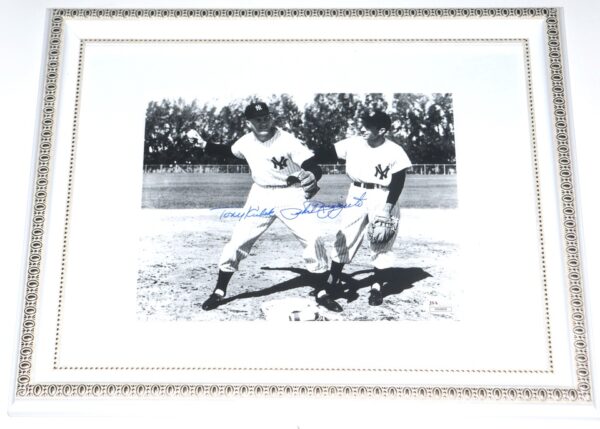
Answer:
[
  {"left": 336, "top": 267, "right": 432, "bottom": 302},
  {"left": 217, "top": 267, "right": 324, "bottom": 305},
  {"left": 221, "top": 266, "right": 431, "bottom": 304}
]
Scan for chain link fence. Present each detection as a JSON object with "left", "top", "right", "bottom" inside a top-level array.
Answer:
[{"left": 143, "top": 163, "right": 456, "bottom": 175}]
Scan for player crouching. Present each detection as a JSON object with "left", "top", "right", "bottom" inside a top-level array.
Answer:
[
  {"left": 186, "top": 102, "right": 332, "bottom": 312},
  {"left": 318, "top": 111, "right": 412, "bottom": 309}
]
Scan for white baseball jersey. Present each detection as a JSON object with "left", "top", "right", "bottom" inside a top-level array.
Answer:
[
  {"left": 334, "top": 137, "right": 411, "bottom": 185},
  {"left": 231, "top": 128, "right": 314, "bottom": 187}
]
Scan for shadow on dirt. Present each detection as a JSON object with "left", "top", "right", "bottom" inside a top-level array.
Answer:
[
  {"left": 218, "top": 267, "right": 319, "bottom": 305},
  {"left": 220, "top": 266, "right": 431, "bottom": 305},
  {"left": 339, "top": 267, "right": 431, "bottom": 302}
]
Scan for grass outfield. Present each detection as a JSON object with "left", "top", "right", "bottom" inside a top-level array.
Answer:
[{"left": 141, "top": 173, "right": 457, "bottom": 209}]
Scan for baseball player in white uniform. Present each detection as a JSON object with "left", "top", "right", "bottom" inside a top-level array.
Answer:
[
  {"left": 317, "top": 111, "right": 412, "bottom": 311},
  {"left": 186, "top": 102, "right": 330, "bottom": 311}
]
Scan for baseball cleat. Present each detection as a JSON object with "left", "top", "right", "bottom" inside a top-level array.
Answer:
[
  {"left": 201, "top": 293, "right": 224, "bottom": 311},
  {"left": 316, "top": 293, "right": 343, "bottom": 313},
  {"left": 368, "top": 289, "right": 383, "bottom": 306}
]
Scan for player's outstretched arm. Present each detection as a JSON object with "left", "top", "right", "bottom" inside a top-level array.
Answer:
[
  {"left": 186, "top": 129, "right": 237, "bottom": 159},
  {"left": 314, "top": 143, "right": 339, "bottom": 164}
]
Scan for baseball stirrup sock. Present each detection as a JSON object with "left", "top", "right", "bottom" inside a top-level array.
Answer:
[
  {"left": 317, "top": 290, "right": 329, "bottom": 298},
  {"left": 215, "top": 270, "right": 234, "bottom": 295},
  {"left": 327, "top": 261, "right": 345, "bottom": 289},
  {"left": 374, "top": 268, "right": 387, "bottom": 286}
]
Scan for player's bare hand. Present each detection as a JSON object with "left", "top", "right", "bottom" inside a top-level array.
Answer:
[
  {"left": 380, "top": 203, "right": 394, "bottom": 217},
  {"left": 287, "top": 170, "right": 319, "bottom": 199},
  {"left": 299, "top": 170, "right": 316, "bottom": 188},
  {"left": 186, "top": 129, "right": 207, "bottom": 149}
]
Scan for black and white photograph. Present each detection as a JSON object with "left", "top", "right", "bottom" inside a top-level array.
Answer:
[
  {"left": 138, "top": 93, "right": 458, "bottom": 321},
  {"left": 8, "top": 5, "right": 599, "bottom": 423}
]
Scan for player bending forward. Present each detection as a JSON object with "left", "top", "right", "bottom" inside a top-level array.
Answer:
[
  {"left": 318, "top": 111, "right": 412, "bottom": 311},
  {"left": 186, "top": 102, "right": 330, "bottom": 311}
]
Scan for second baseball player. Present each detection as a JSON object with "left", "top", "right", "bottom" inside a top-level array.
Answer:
[{"left": 317, "top": 111, "right": 412, "bottom": 310}]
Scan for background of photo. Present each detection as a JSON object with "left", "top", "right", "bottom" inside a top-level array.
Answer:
[
  {"left": 141, "top": 93, "right": 455, "bottom": 208},
  {"left": 142, "top": 93, "right": 454, "bottom": 168}
]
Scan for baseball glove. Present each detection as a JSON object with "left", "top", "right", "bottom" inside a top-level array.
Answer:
[
  {"left": 367, "top": 215, "right": 399, "bottom": 244},
  {"left": 287, "top": 170, "right": 320, "bottom": 199}
]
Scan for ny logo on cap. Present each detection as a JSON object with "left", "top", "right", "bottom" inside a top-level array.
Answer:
[
  {"left": 271, "top": 156, "right": 288, "bottom": 170},
  {"left": 374, "top": 164, "right": 390, "bottom": 180},
  {"left": 255, "top": 104, "right": 263, "bottom": 111}
]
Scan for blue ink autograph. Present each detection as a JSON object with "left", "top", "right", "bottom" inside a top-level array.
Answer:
[
  {"left": 279, "top": 193, "right": 367, "bottom": 220},
  {"left": 211, "top": 207, "right": 275, "bottom": 221},
  {"left": 211, "top": 193, "right": 367, "bottom": 221}
]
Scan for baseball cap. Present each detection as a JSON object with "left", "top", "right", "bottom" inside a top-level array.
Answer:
[
  {"left": 361, "top": 111, "right": 392, "bottom": 131},
  {"left": 244, "top": 101, "right": 270, "bottom": 119}
]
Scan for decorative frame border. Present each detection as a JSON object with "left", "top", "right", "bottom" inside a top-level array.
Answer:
[{"left": 16, "top": 8, "right": 590, "bottom": 403}]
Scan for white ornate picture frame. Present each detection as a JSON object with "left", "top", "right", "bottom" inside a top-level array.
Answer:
[{"left": 11, "top": 7, "right": 597, "bottom": 420}]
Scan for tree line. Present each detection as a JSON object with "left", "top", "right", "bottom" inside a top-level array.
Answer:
[{"left": 144, "top": 93, "right": 455, "bottom": 166}]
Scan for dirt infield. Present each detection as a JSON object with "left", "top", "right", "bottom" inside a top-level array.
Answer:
[
  {"left": 138, "top": 172, "right": 459, "bottom": 321},
  {"left": 137, "top": 207, "right": 460, "bottom": 321}
]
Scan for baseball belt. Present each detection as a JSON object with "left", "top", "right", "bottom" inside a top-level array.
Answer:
[
  {"left": 256, "top": 183, "right": 293, "bottom": 189},
  {"left": 353, "top": 181, "right": 389, "bottom": 190}
]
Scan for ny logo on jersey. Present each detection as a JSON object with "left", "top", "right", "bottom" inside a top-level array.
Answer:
[
  {"left": 271, "top": 156, "right": 288, "bottom": 170},
  {"left": 374, "top": 164, "right": 390, "bottom": 180}
]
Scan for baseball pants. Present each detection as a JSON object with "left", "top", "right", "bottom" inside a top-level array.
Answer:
[
  {"left": 330, "top": 184, "right": 401, "bottom": 269},
  {"left": 218, "top": 184, "right": 329, "bottom": 273}
]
